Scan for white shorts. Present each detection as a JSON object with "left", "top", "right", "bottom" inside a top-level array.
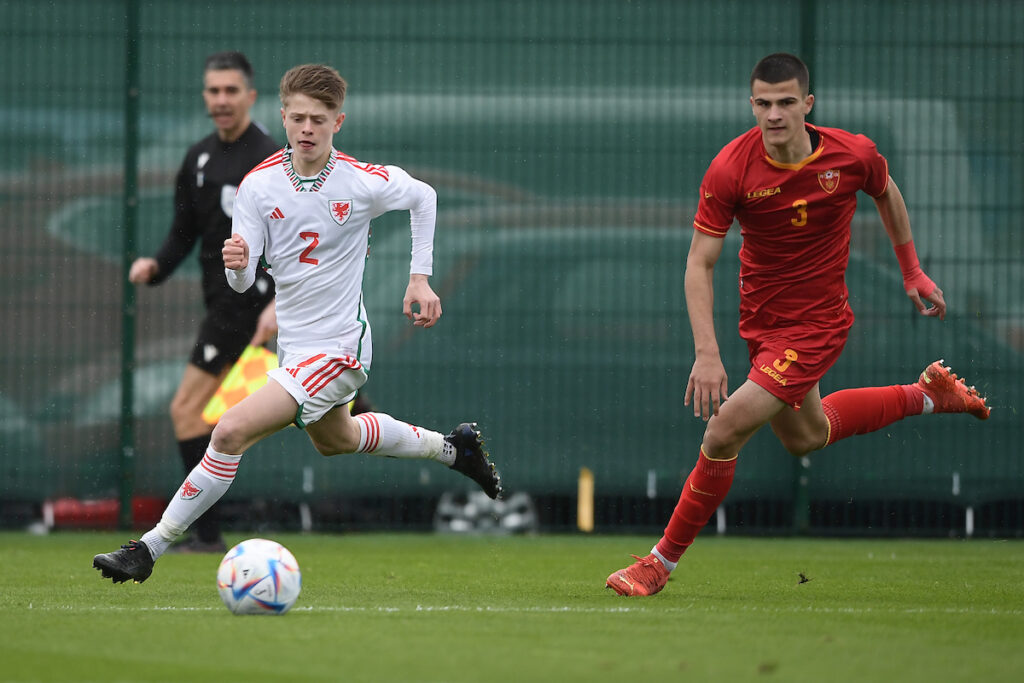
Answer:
[{"left": 268, "top": 351, "right": 368, "bottom": 428}]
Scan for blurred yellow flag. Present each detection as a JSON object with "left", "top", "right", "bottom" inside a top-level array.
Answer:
[{"left": 201, "top": 345, "right": 278, "bottom": 425}]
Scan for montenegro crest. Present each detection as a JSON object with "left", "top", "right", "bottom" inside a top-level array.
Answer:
[
  {"left": 817, "top": 169, "right": 840, "bottom": 194},
  {"left": 329, "top": 199, "right": 352, "bottom": 226}
]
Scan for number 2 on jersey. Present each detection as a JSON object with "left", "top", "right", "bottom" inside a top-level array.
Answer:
[
  {"left": 299, "top": 231, "right": 320, "bottom": 265},
  {"left": 791, "top": 199, "right": 808, "bottom": 227}
]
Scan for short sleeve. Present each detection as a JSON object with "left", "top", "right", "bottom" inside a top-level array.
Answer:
[
  {"left": 693, "top": 155, "right": 739, "bottom": 238},
  {"left": 857, "top": 135, "right": 890, "bottom": 198}
]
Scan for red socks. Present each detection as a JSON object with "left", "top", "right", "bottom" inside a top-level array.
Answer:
[
  {"left": 654, "top": 384, "right": 924, "bottom": 563},
  {"left": 655, "top": 450, "right": 737, "bottom": 563},
  {"left": 821, "top": 384, "right": 924, "bottom": 446}
]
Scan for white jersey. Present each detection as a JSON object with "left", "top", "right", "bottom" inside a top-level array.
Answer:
[{"left": 227, "top": 146, "right": 436, "bottom": 369}]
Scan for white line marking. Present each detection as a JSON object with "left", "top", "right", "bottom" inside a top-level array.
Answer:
[{"left": 21, "top": 604, "right": 1024, "bottom": 616}]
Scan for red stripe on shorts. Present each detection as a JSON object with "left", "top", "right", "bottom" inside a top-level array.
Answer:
[
  {"left": 304, "top": 356, "right": 360, "bottom": 397},
  {"left": 305, "top": 358, "right": 345, "bottom": 397},
  {"left": 302, "top": 357, "right": 339, "bottom": 392}
]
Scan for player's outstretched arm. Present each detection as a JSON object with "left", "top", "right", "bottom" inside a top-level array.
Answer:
[
  {"left": 403, "top": 273, "right": 441, "bottom": 328},
  {"left": 684, "top": 230, "right": 729, "bottom": 421},
  {"left": 873, "top": 177, "right": 946, "bottom": 320}
]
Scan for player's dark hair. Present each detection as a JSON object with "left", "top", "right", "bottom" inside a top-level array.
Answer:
[
  {"left": 204, "top": 51, "right": 255, "bottom": 88},
  {"left": 279, "top": 64, "right": 347, "bottom": 112},
  {"left": 750, "top": 53, "right": 809, "bottom": 95}
]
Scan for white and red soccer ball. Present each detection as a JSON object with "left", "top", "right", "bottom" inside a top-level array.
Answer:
[{"left": 217, "top": 538, "right": 302, "bottom": 615}]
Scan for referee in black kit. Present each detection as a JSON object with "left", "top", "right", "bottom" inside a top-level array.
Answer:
[{"left": 129, "top": 51, "right": 279, "bottom": 552}]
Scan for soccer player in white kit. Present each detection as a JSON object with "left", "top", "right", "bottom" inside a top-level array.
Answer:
[{"left": 94, "top": 64, "right": 502, "bottom": 584}]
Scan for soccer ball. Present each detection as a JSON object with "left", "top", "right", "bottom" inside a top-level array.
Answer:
[{"left": 217, "top": 538, "right": 302, "bottom": 615}]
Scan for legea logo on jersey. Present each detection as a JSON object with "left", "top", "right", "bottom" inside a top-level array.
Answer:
[
  {"left": 746, "top": 186, "right": 781, "bottom": 199},
  {"left": 329, "top": 199, "right": 352, "bottom": 226}
]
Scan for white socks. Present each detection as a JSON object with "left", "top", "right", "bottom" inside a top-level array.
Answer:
[
  {"left": 353, "top": 412, "right": 454, "bottom": 465},
  {"left": 141, "top": 447, "right": 242, "bottom": 560},
  {"left": 138, "top": 415, "right": 452, "bottom": 562},
  {"left": 651, "top": 547, "right": 678, "bottom": 572}
]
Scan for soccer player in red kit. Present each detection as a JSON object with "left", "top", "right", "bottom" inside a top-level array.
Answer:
[{"left": 606, "top": 53, "right": 990, "bottom": 597}]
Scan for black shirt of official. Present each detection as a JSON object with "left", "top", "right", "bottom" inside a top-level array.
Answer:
[{"left": 150, "top": 122, "right": 281, "bottom": 304}]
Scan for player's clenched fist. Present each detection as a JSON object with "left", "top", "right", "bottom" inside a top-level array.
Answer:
[{"left": 222, "top": 233, "right": 249, "bottom": 270}]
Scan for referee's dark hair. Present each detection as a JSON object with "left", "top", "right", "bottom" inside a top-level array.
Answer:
[{"left": 204, "top": 51, "right": 255, "bottom": 88}]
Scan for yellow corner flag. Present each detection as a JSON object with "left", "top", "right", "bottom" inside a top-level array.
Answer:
[{"left": 202, "top": 345, "right": 278, "bottom": 425}]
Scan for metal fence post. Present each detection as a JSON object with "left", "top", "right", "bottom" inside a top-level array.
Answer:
[
  {"left": 791, "top": 0, "right": 818, "bottom": 535},
  {"left": 118, "top": 0, "right": 141, "bottom": 530}
]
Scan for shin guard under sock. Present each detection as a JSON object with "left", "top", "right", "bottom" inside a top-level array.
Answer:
[
  {"left": 142, "top": 448, "right": 241, "bottom": 560},
  {"left": 178, "top": 435, "right": 222, "bottom": 542},
  {"left": 353, "top": 412, "right": 449, "bottom": 463},
  {"left": 821, "top": 384, "right": 924, "bottom": 446},
  {"left": 654, "top": 450, "right": 737, "bottom": 564}
]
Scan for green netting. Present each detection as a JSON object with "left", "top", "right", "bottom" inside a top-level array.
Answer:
[{"left": 1, "top": 1, "right": 1021, "bottom": 526}]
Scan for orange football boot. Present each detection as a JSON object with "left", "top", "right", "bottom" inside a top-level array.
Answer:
[
  {"left": 916, "top": 360, "right": 990, "bottom": 420},
  {"left": 606, "top": 554, "right": 670, "bottom": 596}
]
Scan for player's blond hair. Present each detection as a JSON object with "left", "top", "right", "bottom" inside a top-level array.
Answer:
[{"left": 279, "top": 64, "right": 347, "bottom": 112}]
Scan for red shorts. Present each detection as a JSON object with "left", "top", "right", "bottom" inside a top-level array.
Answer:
[{"left": 742, "top": 314, "right": 851, "bottom": 410}]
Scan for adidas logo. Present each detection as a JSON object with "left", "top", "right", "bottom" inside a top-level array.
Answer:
[{"left": 269, "top": 207, "right": 285, "bottom": 220}]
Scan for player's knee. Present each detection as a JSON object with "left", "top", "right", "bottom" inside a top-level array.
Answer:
[
  {"left": 777, "top": 432, "right": 826, "bottom": 457},
  {"left": 779, "top": 437, "right": 811, "bottom": 457},
  {"left": 701, "top": 420, "right": 744, "bottom": 456},
  {"left": 310, "top": 438, "right": 339, "bottom": 457},
  {"left": 210, "top": 413, "right": 247, "bottom": 454},
  {"left": 308, "top": 424, "right": 358, "bottom": 456},
  {"left": 309, "top": 435, "right": 356, "bottom": 457}
]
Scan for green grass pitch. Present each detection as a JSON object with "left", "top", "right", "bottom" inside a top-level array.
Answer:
[{"left": 1, "top": 531, "right": 1022, "bottom": 682}]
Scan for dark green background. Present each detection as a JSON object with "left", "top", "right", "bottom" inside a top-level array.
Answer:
[{"left": 1, "top": 1, "right": 1020, "bottom": 526}]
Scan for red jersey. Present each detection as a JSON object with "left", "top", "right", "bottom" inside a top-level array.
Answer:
[{"left": 693, "top": 123, "right": 889, "bottom": 333}]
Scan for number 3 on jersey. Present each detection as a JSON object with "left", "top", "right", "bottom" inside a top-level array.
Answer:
[
  {"left": 299, "top": 231, "right": 320, "bottom": 265},
  {"left": 791, "top": 199, "right": 808, "bottom": 227}
]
